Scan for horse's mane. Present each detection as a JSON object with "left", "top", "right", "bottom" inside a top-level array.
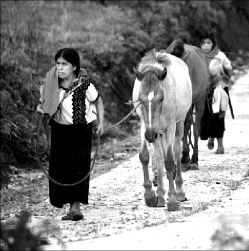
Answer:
[
  {"left": 138, "top": 49, "right": 171, "bottom": 73},
  {"left": 138, "top": 49, "right": 171, "bottom": 91}
]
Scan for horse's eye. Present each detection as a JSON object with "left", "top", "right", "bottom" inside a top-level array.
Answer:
[{"left": 156, "top": 94, "right": 163, "bottom": 103}]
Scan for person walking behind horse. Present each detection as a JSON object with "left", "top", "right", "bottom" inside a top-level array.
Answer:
[
  {"left": 199, "top": 31, "right": 233, "bottom": 154},
  {"left": 37, "top": 48, "right": 104, "bottom": 221}
]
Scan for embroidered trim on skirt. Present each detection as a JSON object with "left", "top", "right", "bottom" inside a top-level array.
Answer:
[{"left": 48, "top": 119, "right": 92, "bottom": 208}]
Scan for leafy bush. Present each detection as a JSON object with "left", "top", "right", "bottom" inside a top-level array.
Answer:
[{"left": 0, "top": 65, "right": 41, "bottom": 182}]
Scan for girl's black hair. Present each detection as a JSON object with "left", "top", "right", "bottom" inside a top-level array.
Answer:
[
  {"left": 55, "top": 48, "right": 80, "bottom": 76},
  {"left": 199, "top": 30, "right": 216, "bottom": 49}
]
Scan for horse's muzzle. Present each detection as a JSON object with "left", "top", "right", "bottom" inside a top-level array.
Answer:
[{"left": 145, "top": 128, "right": 158, "bottom": 143}]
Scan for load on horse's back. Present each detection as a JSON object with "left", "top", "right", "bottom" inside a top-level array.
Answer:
[
  {"left": 166, "top": 39, "right": 210, "bottom": 171},
  {"left": 133, "top": 49, "right": 192, "bottom": 210}
]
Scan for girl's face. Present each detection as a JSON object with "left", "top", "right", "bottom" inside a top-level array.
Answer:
[
  {"left": 200, "top": 38, "right": 213, "bottom": 53},
  {"left": 56, "top": 57, "right": 76, "bottom": 80}
]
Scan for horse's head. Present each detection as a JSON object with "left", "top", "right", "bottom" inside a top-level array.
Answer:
[{"left": 134, "top": 66, "right": 167, "bottom": 143}]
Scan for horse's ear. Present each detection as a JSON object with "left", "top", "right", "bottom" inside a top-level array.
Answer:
[
  {"left": 133, "top": 67, "right": 144, "bottom": 81},
  {"left": 158, "top": 67, "right": 167, "bottom": 81},
  {"left": 171, "top": 39, "right": 184, "bottom": 58}
]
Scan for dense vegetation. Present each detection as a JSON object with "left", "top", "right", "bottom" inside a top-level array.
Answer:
[{"left": 1, "top": 0, "right": 249, "bottom": 182}]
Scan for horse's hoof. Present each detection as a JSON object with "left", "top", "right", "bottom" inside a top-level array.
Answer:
[
  {"left": 189, "top": 162, "right": 199, "bottom": 170},
  {"left": 144, "top": 191, "right": 158, "bottom": 207},
  {"left": 145, "top": 196, "right": 158, "bottom": 207},
  {"left": 181, "top": 163, "right": 190, "bottom": 172},
  {"left": 181, "top": 152, "right": 190, "bottom": 164},
  {"left": 157, "top": 196, "right": 165, "bottom": 207},
  {"left": 176, "top": 192, "right": 187, "bottom": 202},
  {"left": 167, "top": 200, "right": 180, "bottom": 211}
]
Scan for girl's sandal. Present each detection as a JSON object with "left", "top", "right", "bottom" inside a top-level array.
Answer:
[
  {"left": 215, "top": 148, "right": 224, "bottom": 154},
  {"left": 62, "top": 211, "right": 84, "bottom": 221}
]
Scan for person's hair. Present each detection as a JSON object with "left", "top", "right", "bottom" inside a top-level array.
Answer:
[
  {"left": 54, "top": 48, "right": 80, "bottom": 76},
  {"left": 199, "top": 30, "right": 216, "bottom": 49}
]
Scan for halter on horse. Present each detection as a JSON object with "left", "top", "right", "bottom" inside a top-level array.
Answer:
[{"left": 133, "top": 49, "right": 192, "bottom": 210}]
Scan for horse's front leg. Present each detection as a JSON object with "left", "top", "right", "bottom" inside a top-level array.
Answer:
[
  {"left": 154, "top": 137, "right": 165, "bottom": 207},
  {"left": 151, "top": 144, "right": 158, "bottom": 187},
  {"left": 163, "top": 127, "right": 180, "bottom": 211},
  {"left": 181, "top": 108, "right": 192, "bottom": 172},
  {"left": 190, "top": 101, "right": 205, "bottom": 170},
  {"left": 139, "top": 123, "right": 157, "bottom": 207}
]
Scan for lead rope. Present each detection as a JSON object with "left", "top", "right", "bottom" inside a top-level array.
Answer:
[{"left": 35, "top": 101, "right": 141, "bottom": 186}]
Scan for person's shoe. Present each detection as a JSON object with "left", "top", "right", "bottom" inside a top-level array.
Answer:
[
  {"left": 207, "top": 138, "right": 214, "bottom": 150},
  {"left": 216, "top": 138, "right": 224, "bottom": 154},
  {"left": 62, "top": 211, "right": 84, "bottom": 221},
  {"left": 215, "top": 147, "right": 224, "bottom": 154}
]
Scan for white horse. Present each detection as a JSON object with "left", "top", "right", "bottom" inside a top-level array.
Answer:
[{"left": 133, "top": 49, "right": 192, "bottom": 210}]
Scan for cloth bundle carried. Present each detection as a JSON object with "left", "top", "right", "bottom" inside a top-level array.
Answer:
[{"left": 37, "top": 66, "right": 60, "bottom": 117}]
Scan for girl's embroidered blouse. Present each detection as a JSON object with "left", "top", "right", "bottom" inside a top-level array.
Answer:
[
  {"left": 37, "top": 82, "right": 99, "bottom": 125},
  {"left": 54, "top": 82, "right": 99, "bottom": 125}
]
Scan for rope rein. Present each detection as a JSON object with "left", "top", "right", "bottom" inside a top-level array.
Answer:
[
  {"left": 104, "top": 101, "right": 141, "bottom": 131},
  {"left": 35, "top": 101, "right": 141, "bottom": 186}
]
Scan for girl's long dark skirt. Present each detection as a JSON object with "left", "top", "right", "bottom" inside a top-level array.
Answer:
[
  {"left": 200, "top": 86, "right": 226, "bottom": 140},
  {"left": 49, "top": 119, "right": 92, "bottom": 208},
  {"left": 209, "top": 113, "right": 225, "bottom": 138},
  {"left": 201, "top": 111, "right": 225, "bottom": 139}
]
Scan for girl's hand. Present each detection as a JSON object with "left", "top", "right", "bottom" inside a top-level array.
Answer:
[{"left": 96, "top": 123, "right": 104, "bottom": 136}]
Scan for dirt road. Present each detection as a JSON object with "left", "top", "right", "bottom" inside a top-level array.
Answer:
[{"left": 42, "top": 69, "right": 249, "bottom": 250}]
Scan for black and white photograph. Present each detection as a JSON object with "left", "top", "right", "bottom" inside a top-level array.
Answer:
[{"left": 1, "top": 0, "right": 249, "bottom": 250}]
